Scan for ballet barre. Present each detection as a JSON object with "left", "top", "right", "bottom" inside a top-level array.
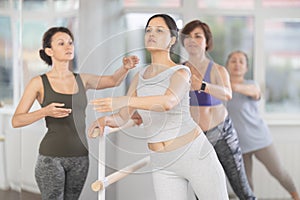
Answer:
[
  {"left": 91, "top": 156, "right": 150, "bottom": 191},
  {"left": 91, "top": 119, "right": 148, "bottom": 200}
]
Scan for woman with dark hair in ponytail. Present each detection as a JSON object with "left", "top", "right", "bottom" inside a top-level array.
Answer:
[{"left": 12, "top": 26, "right": 138, "bottom": 200}]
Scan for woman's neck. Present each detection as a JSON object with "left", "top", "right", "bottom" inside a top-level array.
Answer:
[
  {"left": 188, "top": 54, "right": 209, "bottom": 69},
  {"left": 230, "top": 75, "right": 244, "bottom": 84},
  {"left": 151, "top": 53, "right": 176, "bottom": 69},
  {"left": 145, "top": 51, "right": 176, "bottom": 78},
  {"left": 49, "top": 61, "right": 72, "bottom": 78}
]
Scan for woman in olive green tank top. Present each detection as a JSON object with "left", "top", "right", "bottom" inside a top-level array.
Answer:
[{"left": 12, "top": 27, "right": 139, "bottom": 200}]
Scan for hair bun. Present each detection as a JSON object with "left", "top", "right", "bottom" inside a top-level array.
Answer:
[{"left": 39, "top": 49, "right": 52, "bottom": 66}]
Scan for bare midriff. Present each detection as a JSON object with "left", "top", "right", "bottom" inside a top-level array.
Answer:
[
  {"left": 190, "top": 104, "right": 227, "bottom": 132},
  {"left": 148, "top": 127, "right": 201, "bottom": 152}
]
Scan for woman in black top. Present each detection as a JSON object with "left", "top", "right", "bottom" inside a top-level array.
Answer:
[{"left": 12, "top": 27, "right": 138, "bottom": 200}]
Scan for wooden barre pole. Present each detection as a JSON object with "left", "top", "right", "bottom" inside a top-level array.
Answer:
[
  {"left": 92, "top": 156, "right": 150, "bottom": 192},
  {"left": 93, "top": 118, "right": 142, "bottom": 199}
]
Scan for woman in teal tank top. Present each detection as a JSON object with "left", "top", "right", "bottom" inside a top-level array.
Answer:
[
  {"left": 11, "top": 27, "right": 138, "bottom": 200},
  {"left": 226, "top": 50, "right": 299, "bottom": 200}
]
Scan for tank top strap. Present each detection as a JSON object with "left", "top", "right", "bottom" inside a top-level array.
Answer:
[
  {"left": 40, "top": 74, "right": 53, "bottom": 105},
  {"left": 203, "top": 60, "right": 214, "bottom": 82},
  {"left": 169, "top": 65, "right": 191, "bottom": 77},
  {"left": 40, "top": 74, "right": 51, "bottom": 91},
  {"left": 73, "top": 73, "right": 86, "bottom": 92}
]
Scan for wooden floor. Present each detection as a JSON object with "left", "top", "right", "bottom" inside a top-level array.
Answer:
[
  {"left": 0, "top": 189, "right": 293, "bottom": 200},
  {"left": 0, "top": 189, "right": 41, "bottom": 200}
]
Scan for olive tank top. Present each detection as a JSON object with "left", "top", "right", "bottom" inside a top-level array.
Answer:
[{"left": 39, "top": 73, "right": 88, "bottom": 157}]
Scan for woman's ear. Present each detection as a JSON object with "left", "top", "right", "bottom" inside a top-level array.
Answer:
[
  {"left": 168, "top": 36, "right": 176, "bottom": 48},
  {"left": 45, "top": 47, "right": 53, "bottom": 57},
  {"left": 170, "top": 36, "right": 176, "bottom": 46}
]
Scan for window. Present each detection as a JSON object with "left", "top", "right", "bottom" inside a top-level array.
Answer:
[
  {"left": 124, "top": 0, "right": 181, "bottom": 7},
  {"left": 0, "top": 0, "right": 9, "bottom": 9},
  {"left": 198, "top": 0, "right": 254, "bottom": 9},
  {"left": 193, "top": 16, "right": 254, "bottom": 79},
  {"left": 0, "top": 0, "right": 79, "bottom": 106},
  {"left": 263, "top": 0, "right": 300, "bottom": 7},
  {"left": 0, "top": 16, "right": 13, "bottom": 104},
  {"left": 264, "top": 19, "right": 300, "bottom": 113},
  {"left": 22, "top": 0, "right": 48, "bottom": 11}
]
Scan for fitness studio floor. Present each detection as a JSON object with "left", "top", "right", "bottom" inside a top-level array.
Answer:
[
  {"left": 0, "top": 189, "right": 41, "bottom": 200},
  {"left": 0, "top": 189, "right": 295, "bottom": 200}
]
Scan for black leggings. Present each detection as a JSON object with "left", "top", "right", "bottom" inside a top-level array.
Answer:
[
  {"left": 197, "top": 116, "right": 256, "bottom": 200},
  {"left": 35, "top": 154, "right": 89, "bottom": 200}
]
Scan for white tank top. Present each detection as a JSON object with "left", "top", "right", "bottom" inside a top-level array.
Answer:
[{"left": 137, "top": 65, "right": 198, "bottom": 143}]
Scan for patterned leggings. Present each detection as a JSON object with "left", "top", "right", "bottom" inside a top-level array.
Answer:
[
  {"left": 199, "top": 116, "right": 256, "bottom": 200},
  {"left": 35, "top": 154, "right": 89, "bottom": 200}
]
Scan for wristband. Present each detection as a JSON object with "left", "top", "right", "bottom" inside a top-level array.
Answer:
[{"left": 198, "top": 81, "right": 207, "bottom": 93}]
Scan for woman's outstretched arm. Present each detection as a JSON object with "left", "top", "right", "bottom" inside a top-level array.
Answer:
[{"left": 91, "top": 69, "right": 190, "bottom": 113}]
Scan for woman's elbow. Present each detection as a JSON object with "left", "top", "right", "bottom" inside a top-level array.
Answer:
[
  {"left": 163, "top": 97, "right": 178, "bottom": 111},
  {"left": 113, "top": 80, "right": 122, "bottom": 87},
  {"left": 252, "top": 92, "right": 261, "bottom": 100},
  {"left": 224, "top": 92, "right": 232, "bottom": 101},
  {"left": 11, "top": 115, "right": 24, "bottom": 128},
  {"left": 217, "top": 91, "right": 232, "bottom": 102},
  {"left": 11, "top": 118, "right": 19, "bottom": 128},
  {"left": 106, "top": 77, "right": 121, "bottom": 88}
]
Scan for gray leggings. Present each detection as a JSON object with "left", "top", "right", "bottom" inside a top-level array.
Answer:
[
  {"left": 150, "top": 133, "right": 228, "bottom": 200},
  {"left": 203, "top": 116, "right": 256, "bottom": 200},
  {"left": 35, "top": 154, "right": 89, "bottom": 200},
  {"left": 243, "top": 143, "right": 297, "bottom": 194}
]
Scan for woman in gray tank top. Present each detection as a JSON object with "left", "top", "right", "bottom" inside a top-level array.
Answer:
[
  {"left": 11, "top": 27, "right": 138, "bottom": 200},
  {"left": 89, "top": 14, "right": 228, "bottom": 200},
  {"left": 226, "top": 50, "right": 299, "bottom": 200}
]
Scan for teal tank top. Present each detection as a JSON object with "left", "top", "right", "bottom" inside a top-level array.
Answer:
[{"left": 39, "top": 73, "right": 88, "bottom": 157}]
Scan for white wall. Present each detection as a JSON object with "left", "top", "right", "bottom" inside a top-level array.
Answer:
[
  {"left": 78, "top": 0, "right": 131, "bottom": 199},
  {"left": 0, "top": 103, "right": 44, "bottom": 194},
  {"left": 252, "top": 125, "right": 300, "bottom": 199}
]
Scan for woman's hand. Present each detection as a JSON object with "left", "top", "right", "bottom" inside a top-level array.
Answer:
[
  {"left": 91, "top": 96, "right": 129, "bottom": 112},
  {"left": 88, "top": 117, "right": 106, "bottom": 138},
  {"left": 131, "top": 111, "right": 143, "bottom": 126},
  {"left": 123, "top": 55, "right": 139, "bottom": 70},
  {"left": 43, "top": 103, "right": 72, "bottom": 118}
]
